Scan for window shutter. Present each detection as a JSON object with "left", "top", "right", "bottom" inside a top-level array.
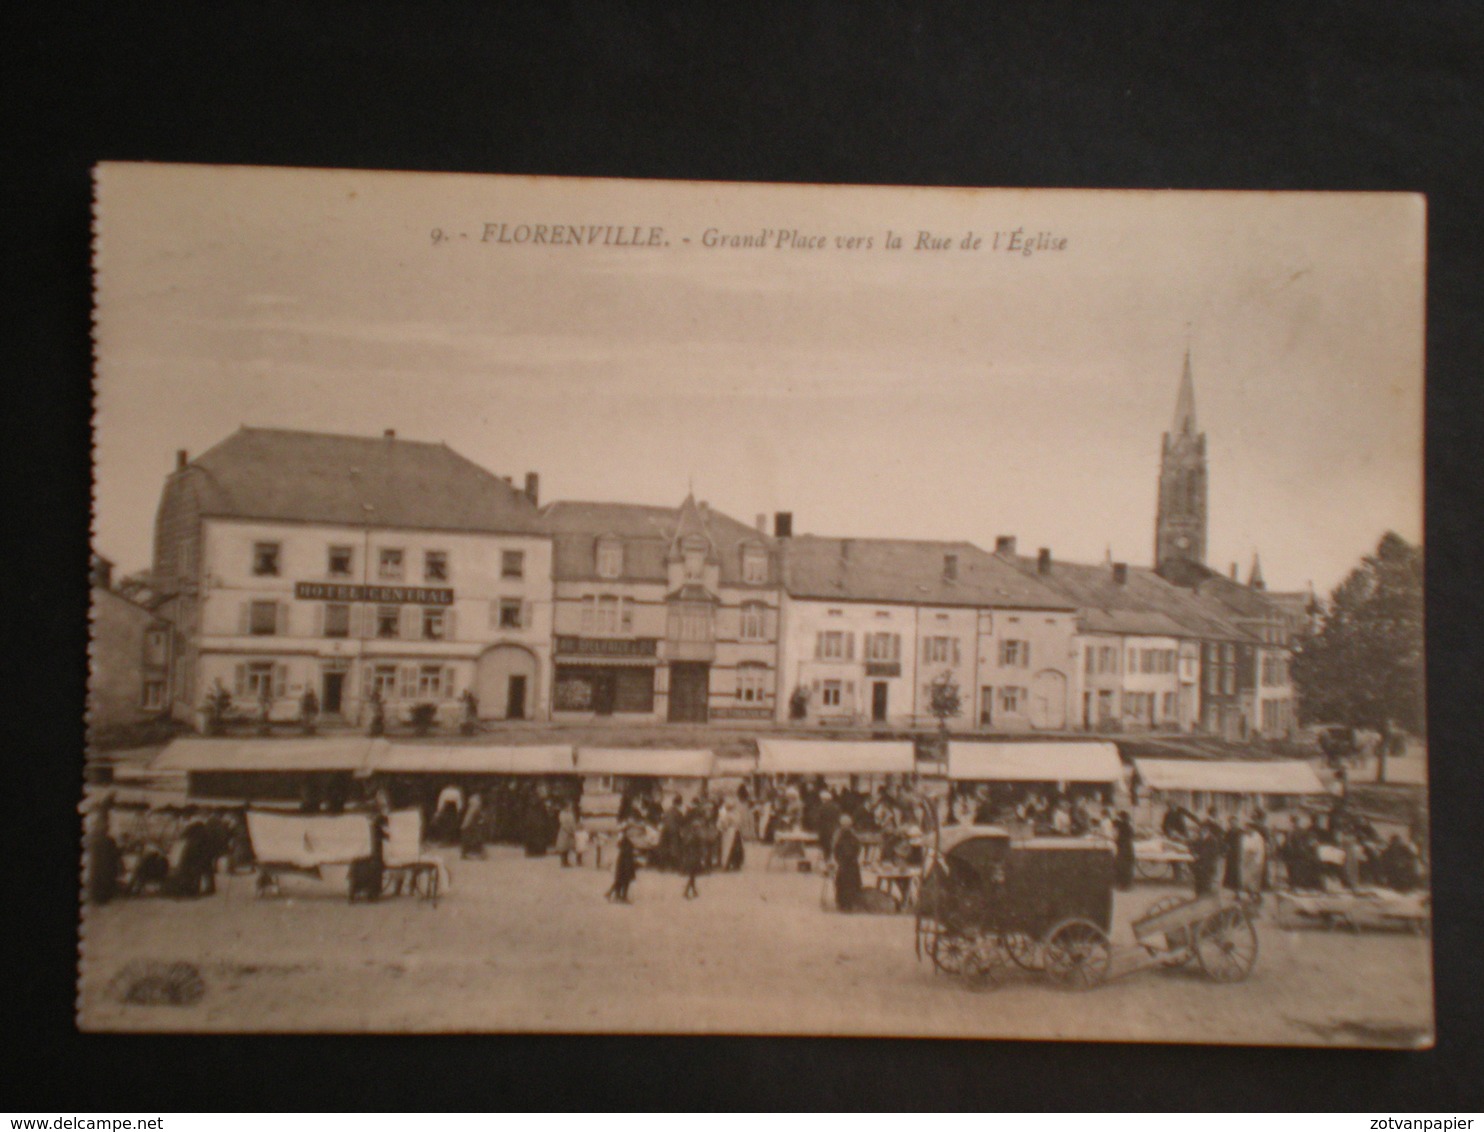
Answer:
[
  {"left": 238, "top": 602, "right": 250, "bottom": 635},
  {"left": 313, "top": 604, "right": 324, "bottom": 636},
  {"left": 1023, "top": 642, "right": 1031, "bottom": 668},
  {"left": 274, "top": 664, "right": 287, "bottom": 698},
  {"left": 402, "top": 606, "right": 417, "bottom": 639},
  {"left": 952, "top": 639, "right": 961, "bottom": 665},
  {"left": 444, "top": 667, "right": 455, "bottom": 698},
  {"left": 445, "top": 609, "right": 457, "bottom": 641},
  {"left": 234, "top": 663, "right": 246, "bottom": 697},
  {"left": 277, "top": 602, "right": 290, "bottom": 636},
  {"left": 845, "top": 633, "right": 854, "bottom": 660},
  {"left": 815, "top": 632, "right": 824, "bottom": 659},
  {"left": 522, "top": 601, "right": 532, "bottom": 629},
  {"left": 923, "top": 638, "right": 932, "bottom": 662},
  {"left": 399, "top": 666, "right": 413, "bottom": 699}
]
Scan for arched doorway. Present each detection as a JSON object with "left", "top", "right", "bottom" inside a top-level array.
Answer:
[
  {"left": 476, "top": 644, "right": 540, "bottom": 720},
  {"left": 1028, "top": 669, "right": 1068, "bottom": 730}
]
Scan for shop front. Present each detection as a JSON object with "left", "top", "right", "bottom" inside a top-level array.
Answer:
[{"left": 552, "top": 635, "right": 659, "bottom": 717}]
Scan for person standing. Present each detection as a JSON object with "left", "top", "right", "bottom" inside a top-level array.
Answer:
[
  {"left": 832, "top": 814, "right": 863, "bottom": 912},
  {"left": 607, "top": 826, "right": 638, "bottom": 903},
  {"left": 460, "top": 791, "right": 486, "bottom": 859},
  {"left": 1193, "top": 820, "right": 1222, "bottom": 896},
  {"left": 815, "top": 790, "right": 841, "bottom": 863},
  {"left": 1222, "top": 816, "right": 1244, "bottom": 892},
  {"left": 1113, "top": 810, "right": 1137, "bottom": 891},
  {"left": 555, "top": 803, "right": 577, "bottom": 867},
  {"left": 681, "top": 810, "right": 705, "bottom": 900},
  {"left": 718, "top": 801, "right": 742, "bottom": 872}
]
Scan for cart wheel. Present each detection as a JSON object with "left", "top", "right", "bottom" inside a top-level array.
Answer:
[
  {"left": 1042, "top": 918, "right": 1112, "bottom": 991},
  {"left": 1002, "top": 931, "right": 1042, "bottom": 971},
  {"left": 962, "top": 934, "right": 1011, "bottom": 991},
  {"left": 1193, "top": 905, "right": 1259, "bottom": 982},
  {"left": 931, "top": 930, "right": 974, "bottom": 976}
]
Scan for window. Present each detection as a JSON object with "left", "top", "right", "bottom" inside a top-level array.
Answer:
[
  {"left": 370, "top": 664, "right": 398, "bottom": 701},
  {"left": 424, "top": 550, "right": 448, "bottom": 582},
  {"left": 177, "top": 539, "right": 197, "bottom": 580},
  {"left": 417, "top": 665, "right": 446, "bottom": 698},
  {"left": 378, "top": 548, "right": 404, "bottom": 580},
  {"left": 324, "top": 603, "right": 351, "bottom": 638},
  {"left": 864, "top": 631, "right": 901, "bottom": 661},
  {"left": 671, "top": 606, "right": 711, "bottom": 642},
  {"left": 683, "top": 546, "right": 705, "bottom": 580},
  {"left": 141, "top": 680, "right": 165, "bottom": 711},
  {"left": 249, "top": 601, "right": 279, "bottom": 636},
  {"left": 742, "top": 546, "right": 768, "bottom": 584},
  {"left": 816, "top": 630, "right": 852, "bottom": 660},
  {"left": 943, "top": 554, "right": 958, "bottom": 580},
  {"left": 737, "top": 664, "right": 768, "bottom": 703},
  {"left": 143, "top": 629, "right": 169, "bottom": 666},
  {"left": 596, "top": 539, "right": 623, "bottom": 579},
  {"left": 1085, "top": 647, "right": 1095, "bottom": 675},
  {"left": 740, "top": 601, "right": 768, "bottom": 641},
  {"left": 999, "top": 639, "right": 1029, "bottom": 667},
  {"left": 243, "top": 661, "right": 277, "bottom": 700},
  {"left": 328, "top": 545, "right": 354, "bottom": 578},
  {"left": 422, "top": 607, "right": 446, "bottom": 640},
  {"left": 999, "top": 686, "right": 1024, "bottom": 713},
  {"left": 596, "top": 594, "right": 621, "bottom": 634},
  {"left": 501, "top": 550, "right": 524, "bottom": 579},
  {"left": 925, "top": 636, "right": 960, "bottom": 665},
  {"left": 822, "top": 680, "right": 843, "bottom": 708},
  {"left": 252, "top": 542, "right": 281, "bottom": 576},
  {"left": 500, "top": 598, "right": 524, "bottom": 630},
  {"left": 1162, "top": 691, "right": 1178, "bottom": 720},
  {"left": 376, "top": 605, "right": 401, "bottom": 639}
]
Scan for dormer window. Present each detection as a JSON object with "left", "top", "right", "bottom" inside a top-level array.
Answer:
[
  {"left": 682, "top": 538, "right": 706, "bottom": 581},
  {"left": 596, "top": 537, "right": 624, "bottom": 579},
  {"left": 943, "top": 553, "right": 958, "bottom": 581},
  {"left": 742, "top": 545, "right": 768, "bottom": 584}
]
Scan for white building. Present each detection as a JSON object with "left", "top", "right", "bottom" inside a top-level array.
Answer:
[
  {"left": 776, "top": 536, "right": 1081, "bottom": 731},
  {"left": 152, "top": 427, "right": 554, "bottom": 728}
]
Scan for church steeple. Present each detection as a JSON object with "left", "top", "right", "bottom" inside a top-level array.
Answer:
[{"left": 1155, "top": 349, "right": 1208, "bottom": 577}]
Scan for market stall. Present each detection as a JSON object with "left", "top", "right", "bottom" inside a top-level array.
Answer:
[
  {"left": 754, "top": 739, "right": 916, "bottom": 781},
  {"left": 150, "top": 736, "right": 388, "bottom": 804},
  {"left": 1132, "top": 756, "right": 1329, "bottom": 825}
]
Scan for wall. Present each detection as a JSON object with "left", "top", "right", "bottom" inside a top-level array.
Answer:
[{"left": 977, "top": 607, "right": 1079, "bottom": 731}]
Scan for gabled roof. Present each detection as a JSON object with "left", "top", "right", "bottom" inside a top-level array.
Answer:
[
  {"left": 541, "top": 499, "right": 773, "bottom": 585},
  {"left": 782, "top": 536, "right": 1076, "bottom": 610},
  {"left": 1002, "top": 555, "right": 1250, "bottom": 641},
  {"left": 178, "top": 427, "right": 544, "bottom": 535},
  {"left": 668, "top": 493, "right": 719, "bottom": 562}
]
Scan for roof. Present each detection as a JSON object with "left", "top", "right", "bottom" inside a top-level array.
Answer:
[
  {"left": 947, "top": 741, "right": 1124, "bottom": 783},
  {"left": 1002, "top": 554, "right": 1250, "bottom": 641},
  {"left": 152, "top": 737, "right": 386, "bottom": 773},
  {"left": 542, "top": 498, "right": 773, "bottom": 585},
  {"left": 782, "top": 536, "right": 1075, "bottom": 610},
  {"left": 575, "top": 748, "right": 715, "bottom": 778},
  {"left": 180, "top": 427, "right": 545, "bottom": 535},
  {"left": 1133, "top": 757, "right": 1328, "bottom": 796},
  {"left": 366, "top": 745, "right": 575, "bottom": 775},
  {"left": 755, "top": 739, "right": 916, "bottom": 775}
]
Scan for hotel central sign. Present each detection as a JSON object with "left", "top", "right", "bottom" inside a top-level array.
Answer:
[{"left": 294, "top": 582, "right": 454, "bottom": 605}]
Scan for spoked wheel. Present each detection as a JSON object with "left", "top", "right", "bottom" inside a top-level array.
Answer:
[
  {"left": 961, "top": 933, "right": 1012, "bottom": 992},
  {"left": 931, "top": 930, "right": 975, "bottom": 976},
  {"left": 1002, "top": 930, "right": 1042, "bottom": 971},
  {"left": 1193, "top": 905, "right": 1259, "bottom": 983},
  {"left": 1042, "top": 918, "right": 1112, "bottom": 991}
]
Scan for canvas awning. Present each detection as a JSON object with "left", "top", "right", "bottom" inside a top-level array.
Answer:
[
  {"left": 575, "top": 748, "right": 716, "bottom": 778},
  {"left": 1133, "top": 757, "right": 1328, "bottom": 796},
  {"left": 946, "top": 741, "right": 1124, "bottom": 783},
  {"left": 151, "top": 737, "right": 386, "bottom": 774},
  {"left": 711, "top": 754, "right": 759, "bottom": 779},
  {"left": 367, "top": 745, "right": 575, "bottom": 775},
  {"left": 754, "top": 739, "right": 916, "bottom": 776}
]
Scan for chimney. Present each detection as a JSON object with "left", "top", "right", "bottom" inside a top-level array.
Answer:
[
  {"left": 1230, "top": 562, "right": 1239, "bottom": 580},
  {"left": 175, "top": 449, "right": 189, "bottom": 471},
  {"left": 774, "top": 511, "right": 793, "bottom": 539},
  {"left": 1113, "top": 562, "right": 1129, "bottom": 585},
  {"left": 502, "top": 475, "right": 513, "bottom": 485},
  {"left": 524, "top": 472, "right": 539, "bottom": 506},
  {"left": 756, "top": 513, "right": 767, "bottom": 534},
  {"left": 384, "top": 429, "right": 396, "bottom": 439},
  {"left": 994, "top": 535, "right": 1017, "bottom": 556},
  {"left": 944, "top": 553, "right": 958, "bottom": 581},
  {"left": 1037, "top": 548, "right": 1052, "bottom": 575}
]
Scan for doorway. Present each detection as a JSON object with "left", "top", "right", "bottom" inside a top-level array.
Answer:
[
  {"left": 322, "top": 670, "right": 345, "bottom": 715},
  {"left": 592, "top": 671, "right": 617, "bottom": 716},
  {"left": 507, "top": 675, "right": 528, "bottom": 720},
  {"left": 668, "top": 662, "right": 710, "bottom": 723},
  {"left": 871, "top": 681, "right": 889, "bottom": 723}
]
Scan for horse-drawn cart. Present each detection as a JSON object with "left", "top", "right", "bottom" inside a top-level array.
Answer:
[{"left": 916, "top": 825, "right": 1258, "bottom": 990}]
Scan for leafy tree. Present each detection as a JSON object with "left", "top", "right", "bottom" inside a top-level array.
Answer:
[
  {"left": 927, "top": 670, "right": 963, "bottom": 733},
  {"left": 1290, "top": 532, "right": 1424, "bottom": 782}
]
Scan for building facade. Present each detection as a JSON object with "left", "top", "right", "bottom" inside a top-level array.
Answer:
[
  {"left": 152, "top": 428, "right": 553, "bottom": 728},
  {"left": 88, "top": 555, "right": 173, "bottom": 745},
  {"left": 544, "top": 496, "right": 781, "bottom": 724}
]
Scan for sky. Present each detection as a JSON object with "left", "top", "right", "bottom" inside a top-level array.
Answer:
[{"left": 92, "top": 165, "right": 1425, "bottom": 596}]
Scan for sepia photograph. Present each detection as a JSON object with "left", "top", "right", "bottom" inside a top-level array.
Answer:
[{"left": 82, "top": 163, "right": 1428, "bottom": 1044}]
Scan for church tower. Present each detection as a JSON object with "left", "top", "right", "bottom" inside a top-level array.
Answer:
[{"left": 1155, "top": 349, "right": 1208, "bottom": 575}]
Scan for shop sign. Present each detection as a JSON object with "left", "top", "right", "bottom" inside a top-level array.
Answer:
[
  {"left": 865, "top": 662, "right": 901, "bottom": 677},
  {"left": 294, "top": 582, "right": 453, "bottom": 605},
  {"left": 556, "top": 635, "right": 658, "bottom": 657}
]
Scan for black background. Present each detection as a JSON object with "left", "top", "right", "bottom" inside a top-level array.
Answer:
[{"left": 6, "top": 0, "right": 1482, "bottom": 1111}]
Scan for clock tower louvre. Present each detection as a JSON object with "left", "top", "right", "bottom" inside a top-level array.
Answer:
[{"left": 1155, "top": 349, "right": 1208, "bottom": 575}]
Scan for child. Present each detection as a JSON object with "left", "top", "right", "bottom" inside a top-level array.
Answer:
[{"left": 606, "top": 826, "right": 638, "bottom": 903}]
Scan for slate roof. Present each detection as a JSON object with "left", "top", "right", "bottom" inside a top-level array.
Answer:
[
  {"left": 781, "top": 536, "right": 1076, "bottom": 610},
  {"left": 1001, "top": 554, "right": 1251, "bottom": 640},
  {"left": 180, "top": 427, "right": 545, "bottom": 535},
  {"left": 541, "top": 499, "right": 773, "bottom": 585}
]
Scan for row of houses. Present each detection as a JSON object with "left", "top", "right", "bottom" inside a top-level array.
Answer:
[{"left": 97, "top": 408, "right": 1310, "bottom": 741}]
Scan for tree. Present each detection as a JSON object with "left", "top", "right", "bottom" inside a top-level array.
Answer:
[
  {"left": 927, "top": 670, "right": 963, "bottom": 733},
  {"left": 1290, "top": 532, "right": 1424, "bottom": 782}
]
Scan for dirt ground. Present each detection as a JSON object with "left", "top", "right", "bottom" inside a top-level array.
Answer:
[{"left": 78, "top": 845, "right": 1433, "bottom": 1045}]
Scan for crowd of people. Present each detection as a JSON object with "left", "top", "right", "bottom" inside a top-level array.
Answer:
[{"left": 85, "top": 796, "right": 251, "bottom": 904}]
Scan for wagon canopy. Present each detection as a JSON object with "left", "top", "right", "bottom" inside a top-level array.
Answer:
[
  {"left": 946, "top": 741, "right": 1123, "bottom": 783},
  {"left": 151, "top": 736, "right": 385, "bottom": 774},
  {"left": 1133, "top": 757, "right": 1328, "bottom": 796},
  {"left": 754, "top": 739, "right": 916, "bottom": 776},
  {"left": 576, "top": 748, "right": 715, "bottom": 778},
  {"left": 366, "top": 744, "right": 575, "bottom": 775}
]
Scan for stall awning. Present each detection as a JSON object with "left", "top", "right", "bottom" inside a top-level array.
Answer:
[
  {"left": 1133, "top": 757, "right": 1328, "bottom": 796},
  {"left": 755, "top": 739, "right": 916, "bottom": 776},
  {"left": 151, "top": 737, "right": 386, "bottom": 774},
  {"left": 711, "top": 754, "right": 759, "bottom": 779},
  {"left": 367, "top": 745, "right": 575, "bottom": 775},
  {"left": 576, "top": 748, "right": 715, "bottom": 778},
  {"left": 946, "top": 741, "right": 1123, "bottom": 783}
]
